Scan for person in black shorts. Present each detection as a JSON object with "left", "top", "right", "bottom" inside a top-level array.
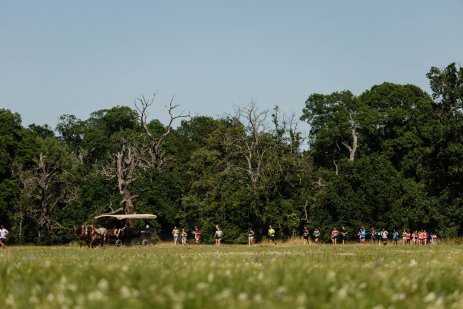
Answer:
[
  {"left": 341, "top": 227, "right": 348, "bottom": 244},
  {"left": 247, "top": 228, "right": 255, "bottom": 246},
  {"left": 313, "top": 228, "right": 320, "bottom": 243},
  {"left": 268, "top": 225, "right": 276, "bottom": 244},
  {"left": 371, "top": 228, "right": 376, "bottom": 244},
  {"left": 214, "top": 225, "right": 223, "bottom": 246},
  {"left": 302, "top": 226, "right": 310, "bottom": 244}
]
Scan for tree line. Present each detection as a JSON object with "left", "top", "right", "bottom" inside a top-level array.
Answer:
[{"left": 0, "top": 63, "right": 462, "bottom": 244}]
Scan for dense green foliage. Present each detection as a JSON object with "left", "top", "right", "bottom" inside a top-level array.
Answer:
[
  {"left": 0, "top": 63, "right": 462, "bottom": 243},
  {"left": 1, "top": 244, "right": 463, "bottom": 308}
]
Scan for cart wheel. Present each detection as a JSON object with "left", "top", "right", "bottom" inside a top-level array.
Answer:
[
  {"left": 142, "top": 239, "right": 150, "bottom": 246},
  {"left": 115, "top": 239, "right": 122, "bottom": 247}
]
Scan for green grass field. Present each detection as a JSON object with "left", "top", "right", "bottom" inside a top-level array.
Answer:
[{"left": 1, "top": 242, "right": 462, "bottom": 308}]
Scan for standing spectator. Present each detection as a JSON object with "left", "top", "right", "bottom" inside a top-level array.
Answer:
[
  {"left": 392, "top": 229, "right": 399, "bottom": 245},
  {"left": 331, "top": 228, "right": 338, "bottom": 245},
  {"left": 341, "top": 227, "right": 348, "bottom": 244},
  {"left": 380, "top": 228, "right": 388, "bottom": 245},
  {"left": 0, "top": 225, "right": 8, "bottom": 249},
  {"left": 214, "top": 226, "right": 223, "bottom": 246},
  {"left": 172, "top": 226, "right": 179, "bottom": 245},
  {"left": 181, "top": 228, "right": 188, "bottom": 245},
  {"left": 247, "top": 228, "right": 255, "bottom": 246},
  {"left": 406, "top": 231, "right": 411, "bottom": 244},
  {"left": 313, "top": 228, "right": 321, "bottom": 243},
  {"left": 302, "top": 226, "right": 310, "bottom": 244},
  {"left": 268, "top": 225, "right": 276, "bottom": 245},
  {"left": 423, "top": 230, "right": 428, "bottom": 245},
  {"left": 193, "top": 226, "right": 201, "bottom": 244}
]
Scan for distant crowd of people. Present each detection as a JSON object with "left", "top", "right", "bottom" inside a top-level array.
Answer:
[
  {"left": 323, "top": 226, "right": 438, "bottom": 245},
  {"left": 171, "top": 225, "right": 439, "bottom": 246}
]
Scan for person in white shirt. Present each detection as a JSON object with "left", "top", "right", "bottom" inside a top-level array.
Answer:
[
  {"left": 0, "top": 225, "right": 9, "bottom": 248},
  {"left": 181, "top": 228, "right": 188, "bottom": 245},
  {"left": 380, "top": 228, "right": 388, "bottom": 245},
  {"left": 172, "top": 226, "right": 179, "bottom": 245},
  {"left": 214, "top": 226, "right": 223, "bottom": 246}
]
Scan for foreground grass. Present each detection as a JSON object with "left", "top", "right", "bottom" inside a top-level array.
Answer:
[{"left": 1, "top": 243, "right": 462, "bottom": 308}]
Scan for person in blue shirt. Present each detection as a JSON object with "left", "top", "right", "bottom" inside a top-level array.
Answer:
[
  {"left": 392, "top": 229, "right": 399, "bottom": 245},
  {"left": 359, "top": 226, "right": 366, "bottom": 245}
]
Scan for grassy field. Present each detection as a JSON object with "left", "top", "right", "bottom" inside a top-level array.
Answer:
[{"left": 1, "top": 242, "right": 462, "bottom": 309}]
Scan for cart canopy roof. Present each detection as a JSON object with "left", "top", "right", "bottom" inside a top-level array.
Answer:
[{"left": 94, "top": 214, "right": 157, "bottom": 220}]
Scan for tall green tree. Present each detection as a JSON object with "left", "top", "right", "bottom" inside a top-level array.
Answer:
[{"left": 422, "top": 63, "right": 463, "bottom": 236}]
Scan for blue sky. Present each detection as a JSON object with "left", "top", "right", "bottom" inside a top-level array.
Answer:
[{"left": 1, "top": 1, "right": 462, "bottom": 129}]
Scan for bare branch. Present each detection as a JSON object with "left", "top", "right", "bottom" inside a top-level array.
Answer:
[{"left": 136, "top": 94, "right": 189, "bottom": 168}]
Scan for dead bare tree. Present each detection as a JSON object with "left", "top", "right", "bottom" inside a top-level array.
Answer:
[
  {"left": 13, "top": 153, "right": 78, "bottom": 243},
  {"left": 102, "top": 94, "right": 189, "bottom": 214},
  {"left": 226, "top": 102, "right": 270, "bottom": 199},
  {"left": 135, "top": 94, "right": 189, "bottom": 170},
  {"left": 271, "top": 106, "right": 303, "bottom": 155},
  {"left": 301, "top": 200, "right": 309, "bottom": 224},
  {"left": 102, "top": 141, "right": 149, "bottom": 214},
  {"left": 340, "top": 112, "right": 359, "bottom": 162}
]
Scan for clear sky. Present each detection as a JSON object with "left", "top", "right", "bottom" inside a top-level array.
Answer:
[{"left": 1, "top": 1, "right": 462, "bottom": 129}]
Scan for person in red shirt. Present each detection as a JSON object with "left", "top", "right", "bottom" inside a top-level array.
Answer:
[
  {"left": 331, "top": 228, "right": 338, "bottom": 245},
  {"left": 193, "top": 226, "right": 201, "bottom": 244}
]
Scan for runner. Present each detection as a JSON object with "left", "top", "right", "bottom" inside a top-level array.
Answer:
[
  {"left": 359, "top": 226, "right": 366, "bottom": 245},
  {"left": 331, "top": 228, "right": 338, "bottom": 245},
  {"left": 181, "top": 228, "right": 188, "bottom": 245},
  {"left": 402, "top": 230, "right": 407, "bottom": 245},
  {"left": 406, "top": 231, "right": 411, "bottom": 244},
  {"left": 302, "top": 226, "right": 310, "bottom": 244},
  {"left": 380, "top": 228, "right": 388, "bottom": 245},
  {"left": 268, "top": 225, "right": 276, "bottom": 245},
  {"left": 0, "top": 225, "right": 8, "bottom": 249},
  {"left": 313, "top": 228, "right": 320, "bottom": 243},
  {"left": 214, "top": 226, "right": 223, "bottom": 246},
  {"left": 376, "top": 229, "right": 382, "bottom": 245},
  {"left": 371, "top": 228, "right": 376, "bottom": 244},
  {"left": 193, "top": 226, "right": 201, "bottom": 244},
  {"left": 431, "top": 232, "right": 437, "bottom": 244},
  {"left": 341, "top": 227, "right": 348, "bottom": 244},
  {"left": 392, "top": 229, "right": 399, "bottom": 245},
  {"left": 418, "top": 230, "right": 424, "bottom": 245},
  {"left": 248, "top": 228, "right": 255, "bottom": 246},
  {"left": 172, "top": 226, "right": 179, "bottom": 245}
]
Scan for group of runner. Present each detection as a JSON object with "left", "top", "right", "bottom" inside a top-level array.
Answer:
[
  {"left": 169, "top": 225, "right": 275, "bottom": 246},
  {"left": 171, "top": 225, "right": 224, "bottom": 246},
  {"left": 300, "top": 226, "right": 439, "bottom": 245},
  {"left": 169, "top": 224, "right": 438, "bottom": 246},
  {"left": 400, "top": 229, "right": 437, "bottom": 245},
  {"left": 326, "top": 226, "right": 438, "bottom": 245}
]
